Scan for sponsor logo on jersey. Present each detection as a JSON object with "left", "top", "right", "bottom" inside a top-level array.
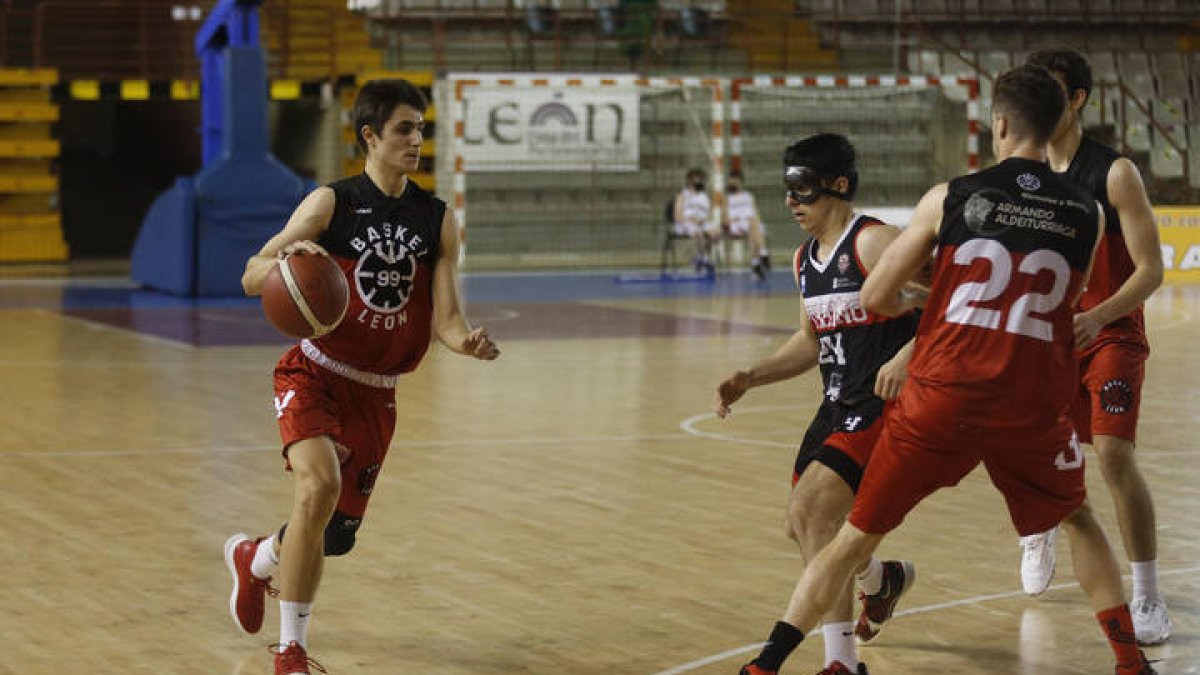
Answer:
[
  {"left": 805, "top": 291, "right": 871, "bottom": 331},
  {"left": 831, "top": 277, "right": 857, "bottom": 290},
  {"left": 1016, "top": 172, "right": 1042, "bottom": 191},
  {"left": 354, "top": 207, "right": 373, "bottom": 214},
  {"left": 1100, "top": 379, "right": 1134, "bottom": 414},
  {"left": 964, "top": 189, "right": 1009, "bottom": 236},
  {"left": 837, "top": 253, "right": 851, "bottom": 274}
]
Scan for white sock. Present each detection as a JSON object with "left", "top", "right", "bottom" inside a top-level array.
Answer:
[
  {"left": 822, "top": 622, "right": 858, "bottom": 668},
  {"left": 280, "top": 601, "right": 313, "bottom": 649},
  {"left": 251, "top": 534, "right": 279, "bottom": 580},
  {"left": 1131, "top": 560, "right": 1159, "bottom": 600},
  {"left": 856, "top": 557, "right": 884, "bottom": 596}
]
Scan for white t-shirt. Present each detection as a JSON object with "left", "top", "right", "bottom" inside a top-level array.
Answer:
[
  {"left": 675, "top": 188, "right": 711, "bottom": 235},
  {"left": 726, "top": 191, "right": 757, "bottom": 235}
]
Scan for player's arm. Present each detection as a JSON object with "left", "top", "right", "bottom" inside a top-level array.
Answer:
[
  {"left": 874, "top": 338, "right": 915, "bottom": 401},
  {"left": 1073, "top": 206, "right": 1107, "bottom": 347},
  {"left": 1074, "top": 158, "right": 1164, "bottom": 340},
  {"left": 431, "top": 209, "right": 499, "bottom": 360},
  {"left": 242, "top": 186, "right": 335, "bottom": 296},
  {"left": 854, "top": 223, "right": 921, "bottom": 400},
  {"left": 861, "top": 183, "right": 947, "bottom": 316},
  {"left": 714, "top": 303, "right": 820, "bottom": 418}
]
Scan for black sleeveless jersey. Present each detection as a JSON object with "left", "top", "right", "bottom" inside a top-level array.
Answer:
[
  {"left": 1060, "top": 135, "right": 1119, "bottom": 235},
  {"left": 1057, "top": 135, "right": 1146, "bottom": 348},
  {"left": 312, "top": 173, "right": 446, "bottom": 376},
  {"left": 794, "top": 214, "right": 919, "bottom": 406}
]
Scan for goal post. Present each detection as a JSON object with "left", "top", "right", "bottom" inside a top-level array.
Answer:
[
  {"left": 730, "top": 74, "right": 980, "bottom": 247},
  {"left": 435, "top": 73, "right": 979, "bottom": 269},
  {"left": 442, "top": 74, "right": 724, "bottom": 269}
]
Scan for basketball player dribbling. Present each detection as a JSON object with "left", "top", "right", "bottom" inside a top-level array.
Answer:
[
  {"left": 736, "top": 66, "right": 1156, "bottom": 675},
  {"left": 224, "top": 79, "right": 499, "bottom": 675},
  {"left": 1018, "top": 49, "right": 1170, "bottom": 646},
  {"left": 715, "top": 134, "right": 921, "bottom": 675}
]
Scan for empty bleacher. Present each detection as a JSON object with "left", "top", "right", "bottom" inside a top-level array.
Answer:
[{"left": 809, "top": 0, "right": 1199, "bottom": 190}]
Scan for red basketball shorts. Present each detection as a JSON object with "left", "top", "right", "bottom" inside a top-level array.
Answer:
[
  {"left": 848, "top": 382, "right": 1087, "bottom": 538},
  {"left": 1072, "top": 340, "right": 1148, "bottom": 445},
  {"left": 273, "top": 345, "right": 397, "bottom": 519}
]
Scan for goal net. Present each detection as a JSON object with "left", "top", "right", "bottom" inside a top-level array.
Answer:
[
  {"left": 731, "top": 75, "right": 979, "bottom": 253},
  {"left": 441, "top": 74, "right": 723, "bottom": 269},
  {"left": 437, "top": 74, "right": 978, "bottom": 269}
]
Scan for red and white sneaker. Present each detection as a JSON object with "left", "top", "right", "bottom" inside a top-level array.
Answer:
[
  {"left": 854, "top": 560, "right": 915, "bottom": 644},
  {"left": 224, "top": 533, "right": 278, "bottom": 634},
  {"left": 271, "top": 641, "right": 327, "bottom": 675},
  {"left": 738, "top": 664, "right": 774, "bottom": 675}
]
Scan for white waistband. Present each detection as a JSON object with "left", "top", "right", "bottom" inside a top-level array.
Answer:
[{"left": 300, "top": 339, "right": 398, "bottom": 389}]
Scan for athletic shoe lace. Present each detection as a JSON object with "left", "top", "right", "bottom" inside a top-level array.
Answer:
[{"left": 269, "top": 643, "right": 327, "bottom": 673}]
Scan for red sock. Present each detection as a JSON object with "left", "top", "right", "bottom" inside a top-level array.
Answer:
[{"left": 1096, "top": 605, "right": 1141, "bottom": 665}]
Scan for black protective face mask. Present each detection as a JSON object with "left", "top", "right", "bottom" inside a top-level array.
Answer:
[
  {"left": 728, "top": 184, "right": 741, "bottom": 193},
  {"left": 692, "top": 182, "right": 706, "bottom": 191},
  {"left": 784, "top": 165, "right": 847, "bottom": 204}
]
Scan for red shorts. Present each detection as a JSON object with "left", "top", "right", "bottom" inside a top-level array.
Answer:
[
  {"left": 273, "top": 345, "right": 397, "bottom": 519},
  {"left": 1072, "top": 341, "right": 1148, "bottom": 445},
  {"left": 794, "top": 397, "right": 889, "bottom": 492},
  {"left": 848, "top": 382, "right": 1087, "bottom": 537}
]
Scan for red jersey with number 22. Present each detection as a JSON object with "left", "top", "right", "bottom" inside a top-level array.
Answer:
[{"left": 908, "top": 157, "right": 1100, "bottom": 429}]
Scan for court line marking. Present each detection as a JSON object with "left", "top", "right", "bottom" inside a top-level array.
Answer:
[
  {"left": 652, "top": 564, "right": 1200, "bottom": 674},
  {"left": 0, "top": 432, "right": 694, "bottom": 458},
  {"left": 680, "top": 407, "right": 1199, "bottom": 458},
  {"left": 679, "top": 406, "right": 800, "bottom": 449},
  {"left": 36, "top": 308, "right": 196, "bottom": 350}
]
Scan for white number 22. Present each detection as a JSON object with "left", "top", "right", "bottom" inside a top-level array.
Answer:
[{"left": 944, "top": 239, "right": 1071, "bottom": 342}]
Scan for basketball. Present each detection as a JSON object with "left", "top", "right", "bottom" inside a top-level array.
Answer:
[{"left": 260, "top": 253, "right": 350, "bottom": 339}]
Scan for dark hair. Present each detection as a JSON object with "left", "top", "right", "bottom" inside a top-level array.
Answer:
[
  {"left": 783, "top": 133, "right": 858, "bottom": 199},
  {"left": 729, "top": 169, "right": 744, "bottom": 180},
  {"left": 1026, "top": 49, "right": 1092, "bottom": 104},
  {"left": 353, "top": 79, "right": 428, "bottom": 152},
  {"left": 686, "top": 167, "right": 707, "bottom": 180},
  {"left": 992, "top": 65, "right": 1066, "bottom": 145}
]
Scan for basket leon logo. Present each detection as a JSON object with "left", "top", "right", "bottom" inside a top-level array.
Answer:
[
  {"left": 348, "top": 220, "right": 426, "bottom": 331},
  {"left": 1100, "top": 378, "right": 1134, "bottom": 415}
]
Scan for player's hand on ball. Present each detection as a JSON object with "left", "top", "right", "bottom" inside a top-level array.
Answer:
[
  {"left": 462, "top": 327, "right": 499, "bottom": 360},
  {"left": 1073, "top": 311, "right": 1103, "bottom": 350},
  {"left": 714, "top": 371, "right": 752, "bottom": 419},
  {"left": 874, "top": 354, "right": 908, "bottom": 400},
  {"left": 278, "top": 240, "right": 329, "bottom": 258}
]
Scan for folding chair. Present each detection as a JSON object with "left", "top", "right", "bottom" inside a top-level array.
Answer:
[{"left": 660, "top": 197, "right": 695, "bottom": 274}]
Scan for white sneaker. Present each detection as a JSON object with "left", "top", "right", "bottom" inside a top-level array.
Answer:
[
  {"left": 1131, "top": 595, "right": 1172, "bottom": 645},
  {"left": 1019, "top": 525, "right": 1058, "bottom": 596}
]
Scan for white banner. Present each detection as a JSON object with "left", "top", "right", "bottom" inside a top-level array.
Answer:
[{"left": 460, "top": 87, "right": 640, "bottom": 172}]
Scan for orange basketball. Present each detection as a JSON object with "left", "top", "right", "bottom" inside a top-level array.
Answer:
[{"left": 260, "top": 253, "right": 350, "bottom": 339}]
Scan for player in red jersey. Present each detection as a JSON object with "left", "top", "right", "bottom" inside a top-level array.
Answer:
[
  {"left": 736, "top": 66, "right": 1155, "bottom": 675},
  {"left": 224, "top": 79, "right": 499, "bottom": 675},
  {"left": 715, "top": 134, "right": 920, "bottom": 675},
  {"left": 1019, "top": 49, "right": 1170, "bottom": 644}
]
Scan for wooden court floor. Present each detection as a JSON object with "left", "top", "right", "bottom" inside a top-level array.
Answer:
[{"left": 0, "top": 275, "right": 1196, "bottom": 674}]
